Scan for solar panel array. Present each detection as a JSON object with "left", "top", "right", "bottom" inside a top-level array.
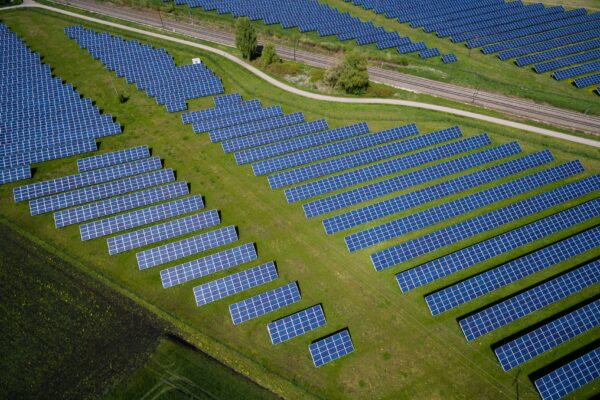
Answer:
[
  {"left": 309, "top": 329, "right": 355, "bottom": 367},
  {"left": 172, "top": 0, "right": 433, "bottom": 56},
  {"left": 0, "top": 23, "right": 121, "bottom": 184},
  {"left": 77, "top": 146, "right": 150, "bottom": 172},
  {"left": 268, "top": 305, "right": 326, "bottom": 345},
  {"left": 441, "top": 53, "right": 457, "bottom": 63},
  {"left": 229, "top": 282, "right": 301, "bottom": 325},
  {"left": 182, "top": 99, "right": 262, "bottom": 125},
  {"left": 345, "top": 0, "right": 600, "bottom": 93},
  {"left": 397, "top": 197, "right": 600, "bottom": 293},
  {"left": 459, "top": 259, "right": 600, "bottom": 341},
  {"left": 193, "top": 261, "right": 277, "bottom": 305},
  {"left": 535, "top": 347, "right": 600, "bottom": 400},
  {"left": 65, "top": 26, "right": 223, "bottom": 112},
  {"left": 495, "top": 299, "right": 600, "bottom": 371}
]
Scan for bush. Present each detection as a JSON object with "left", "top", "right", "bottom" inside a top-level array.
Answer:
[
  {"left": 235, "top": 17, "right": 257, "bottom": 60},
  {"left": 260, "top": 44, "right": 280, "bottom": 67},
  {"left": 325, "top": 52, "right": 369, "bottom": 94}
]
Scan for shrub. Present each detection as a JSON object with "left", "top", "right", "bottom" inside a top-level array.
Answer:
[
  {"left": 260, "top": 44, "right": 280, "bottom": 67},
  {"left": 325, "top": 52, "right": 369, "bottom": 94},
  {"left": 235, "top": 17, "right": 257, "bottom": 60}
]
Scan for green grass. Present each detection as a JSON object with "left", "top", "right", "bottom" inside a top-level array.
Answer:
[
  {"left": 101, "top": 0, "right": 600, "bottom": 116},
  {"left": 1, "top": 8, "right": 599, "bottom": 400}
]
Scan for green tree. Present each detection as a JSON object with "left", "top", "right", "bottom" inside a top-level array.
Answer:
[
  {"left": 335, "top": 52, "right": 369, "bottom": 94},
  {"left": 260, "top": 44, "right": 280, "bottom": 67},
  {"left": 235, "top": 17, "right": 257, "bottom": 60}
]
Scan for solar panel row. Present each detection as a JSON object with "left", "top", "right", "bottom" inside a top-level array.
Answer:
[
  {"left": 268, "top": 305, "right": 326, "bottom": 345},
  {"left": 309, "top": 329, "right": 355, "bottom": 367},
  {"left": 77, "top": 145, "right": 150, "bottom": 172},
  {"left": 209, "top": 112, "right": 305, "bottom": 143},
  {"left": 229, "top": 282, "right": 301, "bottom": 325}
]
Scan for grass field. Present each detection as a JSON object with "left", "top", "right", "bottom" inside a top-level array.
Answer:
[
  {"left": 102, "top": 0, "right": 600, "bottom": 116},
  {"left": 1, "top": 7, "right": 599, "bottom": 400}
]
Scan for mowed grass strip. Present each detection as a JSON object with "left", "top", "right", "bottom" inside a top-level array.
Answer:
[{"left": 0, "top": 8, "right": 599, "bottom": 400}]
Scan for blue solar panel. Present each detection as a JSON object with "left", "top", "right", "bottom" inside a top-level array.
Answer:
[
  {"left": 0, "top": 165, "right": 31, "bottom": 185},
  {"left": 161, "top": 243, "right": 257, "bottom": 288},
  {"left": 182, "top": 99, "right": 261, "bottom": 124},
  {"left": 534, "top": 49, "right": 600, "bottom": 73},
  {"left": 553, "top": 60, "right": 600, "bottom": 81},
  {"left": 574, "top": 73, "right": 600, "bottom": 88},
  {"left": 192, "top": 261, "right": 277, "bottom": 305},
  {"left": 459, "top": 259, "right": 600, "bottom": 341},
  {"left": 441, "top": 53, "right": 457, "bottom": 63},
  {"left": 535, "top": 347, "right": 600, "bottom": 400},
  {"left": 495, "top": 300, "right": 600, "bottom": 371},
  {"left": 222, "top": 120, "right": 329, "bottom": 154},
  {"left": 516, "top": 39, "right": 600, "bottom": 67},
  {"left": 264, "top": 124, "right": 420, "bottom": 185},
  {"left": 498, "top": 30, "right": 600, "bottom": 60},
  {"left": 1, "top": 139, "right": 97, "bottom": 170},
  {"left": 55, "top": 181, "right": 189, "bottom": 228},
  {"left": 192, "top": 106, "right": 283, "bottom": 133},
  {"left": 137, "top": 225, "right": 238, "bottom": 270},
  {"left": 309, "top": 330, "right": 354, "bottom": 367},
  {"left": 229, "top": 282, "right": 301, "bottom": 325},
  {"left": 419, "top": 48, "right": 440, "bottom": 58},
  {"left": 14, "top": 157, "right": 162, "bottom": 202},
  {"left": 30, "top": 168, "right": 175, "bottom": 216},
  {"left": 324, "top": 147, "right": 548, "bottom": 234},
  {"left": 397, "top": 197, "right": 600, "bottom": 293},
  {"left": 368, "top": 163, "right": 590, "bottom": 269},
  {"left": 77, "top": 146, "right": 150, "bottom": 172},
  {"left": 305, "top": 141, "right": 523, "bottom": 219},
  {"left": 107, "top": 210, "right": 220, "bottom": 254},
  {"left": 268, "top": 305, "right": 326, "bottom": 345},
  {"left": 286, "top": 133, "right": 490, "bottom": 204},
  {"left": 213, "top": 93, "right": 243, "bottom": 108},
  {"left": 236, "top": 123, "right": 369, "bottom": 166},
  {"left": 209, "top": 112, "right": 305, "bottom": 142},
  {"left": 425, "top": 225, "right": 600, "bottom": 316}
]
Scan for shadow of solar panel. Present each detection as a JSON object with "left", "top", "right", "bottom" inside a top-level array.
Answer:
[
  {"left": 182, "top": 99, "right": 261, "bottom": 124},
  {"left": 77, "top": 146, "right": 150, "bottom": 172},
  {"left": 307, "top": 142, "right": 524, "bottom": 219},
  {"left": 286, "top": 133, "right": 490, "bottom": 204},
  {"left": 30, "top": 168, "right": 175, "bottom": 216},
  {"left": 161, "top": 243, "right": 258, "bottom": 288},
  {"left": 425, "top": 225, "right": 600, "bottom": 317},
  {"left": 309, "top": 329, "right": 354, "bottom": 367},
  {"left": 192, "top": 260, "right": 277, "bottom": 305},
  {"left": 0, "top": 165, "right": 31, "bottom": 185},
  {"left": 192, "top": 106, "right": 283, "bottom": 133},
  {"left": 14, "top": 157, "right": 162, "bottom": 202},
  {"left": 137, "top": 225, "right": 238, "bottom": 270},
  {"left": 360, "top": 160, "right": 585, "bottom": 257},
  {"left": 55, "top": 181, "right": 189, "bottom": 228},
  {"left": 325, "top": 147, "right": 548, "bottom": 234},
  {"left": 209, "top": 113, "right": 305, "bottom": 143},
  {"left": 268, "top": 305, "right": 326, "bottom": 345},
  {"left": 236, "top": 122, "right": 369, "bottom": 166},
  {"left": 495, "top": 300, "right": 600, "bottom": 371},
  {"left": 107, "top": 210, "right": 220, "bottom": 255},
  {"left": 265, "top": 124, "right": 421, "bottom": 187},
  {"left": 398, "top": 198, "right": 600, "bottom": 293},
  {"left": 80, "top": 195, "right": 203, "bottom": 241},
  {"left": 459, "top": 259, "right": 600, "bottom": 341},
  {"left": 222, "top": 119, "right": 329, "bottom": 154},
  {"left": 229, "top": 282, "right": 301, "bottom": 325},
  {"left": 535, "top": 347, "right": 600, "bottom": 400}
]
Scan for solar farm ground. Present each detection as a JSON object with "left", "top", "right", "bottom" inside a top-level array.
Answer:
[
  {"left": 92, "top": 0, "right": 600, "bottom": 116},
  {"left": 1, "top": 8, "right": 599, "bottom": 400}
]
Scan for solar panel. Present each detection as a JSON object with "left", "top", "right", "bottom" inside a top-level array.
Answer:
[
  {"left": 229, "top": 282, "right": 301, "bottom": 325},
  {"left": 535, "top": 347, "right": 600, "bottom": 400},
  {"left": 182, "top": 99, "right": 262, "bottom": 124},
  {"left": 0, "top": 165, "right": 31, "bottom": 185},
  {"left": 209, "top": 112, "right": 305, "bottom": 142},
  {"left": 213, "top": 93, "right": 243, "bottom": 108},
  {"left": 264, "top": 124, "right": 420, "bottom": 185},
  {"left": 30, "top": 168, "right": 175, "bottom": 216},
  {"left": 161, "top": 243, "right": 258, "bottom": 288},
  {"left": 459, "top": 259, "right": 600, "bottom": 341},
  {"left": 14, "top": 157, "right": 162, "bottom": 202},
  {"left": 369, "top": 164, "right": 591, "bottom": 271},
  {"left": 222, "top": 119, "right": 329, "bottom": 154},
  {"left": 268, "top": 305, "right": 326, "bottom": 345},
  {"left": 137, "top": 225, "right": 238, "bottom": 270},
  {"left": 286, "top": 133, "right": 490, "bottom": 204},
  {"left": 324, "top": 148, "right": 548, "bottom": 234},
  {"left": 305, "top": 141, "right": 524, "bottom": 219},
  {"left": 77, "top": 145, "right": 149, "bottom": 172},
  {"left": 495, "top": 300, "right": 600, "bottom": 371},
  {"left": 425, "top": 225, "right": 600, "bottom": 316},
  {"left": 192, "top": 261, "right": 277, "bottom": 305},
  {"left": 55, "top": 181, "right": 189, "bottom": 228},
  {"left": 107, "top": 210, "right": 220, "bottom": 254},
  {"left": 192, "top": 106, "right": 283, "bottom": 133},
  {"left": 309, "top": 330, "right": 355, "bottom": 367},
  {"left": 574, "top": 72, "right": 600, "bottom": 88},
  {"left": 397, "top": 197, "right": 600, "bottom": 292},
  {"left": 80, "top": 195, "right": 204, "bottom": 241},
  {"left": 1, "top": 139, "right": 97, "bottom": 170},
  {"left": 442, "top": 53, "right": 457, "bottom": 63}
]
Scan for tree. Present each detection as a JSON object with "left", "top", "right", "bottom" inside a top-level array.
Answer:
[
  {"left": 235, "top": 17, "right": 257, "bottom": 60},
  {"left": 260, "top": 44, "right": 280, "bottom": 67},
  {"left": 325, "top": 52, "right": 369, "bottom": 94}
]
